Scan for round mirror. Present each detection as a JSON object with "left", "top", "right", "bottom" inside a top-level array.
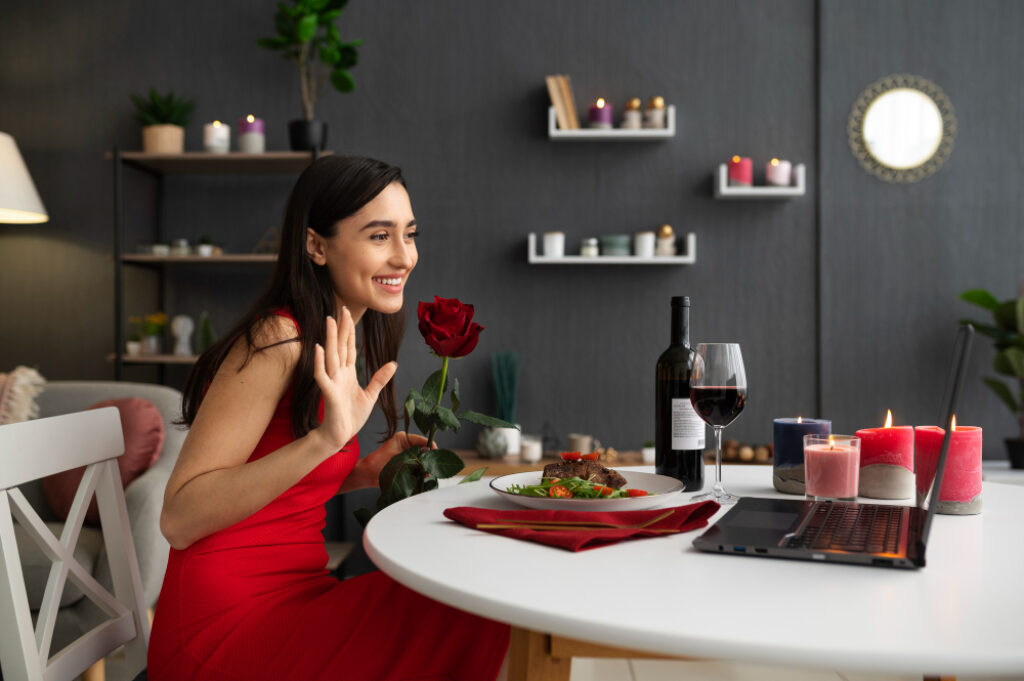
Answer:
[{"left": 848, "top": 74, "right": 956, "bottom": 183}]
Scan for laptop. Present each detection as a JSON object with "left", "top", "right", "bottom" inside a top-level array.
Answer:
[{"left": 692, "top": 324, "right": 974, "bottom": 569}]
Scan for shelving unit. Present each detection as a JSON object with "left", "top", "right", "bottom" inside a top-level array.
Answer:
[
  {"left": 714, "top": 163, "right": 806, "bottom": 199},
  {"left": 548, "top": 106, "right": 676, "bottom": 141},
  {"left": 110, "top": 148, "right": 323, "bottom": 379},
  {"left": 527, "top": 232, "right": 696, "bottom": 265}
]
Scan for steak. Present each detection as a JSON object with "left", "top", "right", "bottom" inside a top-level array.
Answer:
[{"left": 542, "top": 460, "right": 627, "bottom": 489}]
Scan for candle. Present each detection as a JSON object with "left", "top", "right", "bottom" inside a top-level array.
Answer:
[
  {"left": 203, "top": 120, "right": 230, "bottom": 153},
  {"left": 237, "top": 115, "right": 265, "bottom": 153},
  {"left": 655, "top": 224, "right": 676, "bottom": 256},
  {"left": 765, "top": 158, "right": 792, "bottom": 186},
  {"left": 855, "top": 409, "right": 914, "bottom": 499},
  {"left": 621, "top": 97, "right": 642, "bottom": 129},
  {"left": 588, "top": 98, "right": 613, "bottom": 129},
  {"left": 804, "top": 434, "right": 861, "bottom": 501},
  {"left": 727, "top": 156, "right": 753, "bottom": 186},
  {"left": 773, "top": 417, "right": 832, "bottom": 494},
  {"left": 643, "top": 96, "right": 666, "bottom": 129},
  {"left": 914, "top": 417, "right": 982, "bottom": 515},
  {"left": 633, "top": 231, "right": 655, "bottom": 258}
]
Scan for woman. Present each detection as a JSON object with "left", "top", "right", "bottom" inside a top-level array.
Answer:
[{"left": 148, "top": 156, "right": 510, "bottom": 680}]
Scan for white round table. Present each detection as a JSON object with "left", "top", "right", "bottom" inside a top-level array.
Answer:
[{"left": 363, "top": 465, "right": 1024, "bottom": 677}]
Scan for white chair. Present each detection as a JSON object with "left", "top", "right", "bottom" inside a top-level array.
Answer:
[{"left": 0, "top": 408, "right": 149, "bottom": 681}]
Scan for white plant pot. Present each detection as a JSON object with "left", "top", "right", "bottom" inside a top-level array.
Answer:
[
  {"left": 125, "top": 340, "right": 142, "bottom": 357},
  {"left": 495, "top": 425, "right": 521, "bottom": 455},
  {"left": 140, "top": 335, "right": 162, "bottom": 356},
  {"left": 197, "top": 243, "right": 215, "bottom": 257},
  {"left": 642, "top": 446, "right": 656, "bottom": 464}
]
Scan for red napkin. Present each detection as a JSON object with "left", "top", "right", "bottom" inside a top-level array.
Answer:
[{"left": 443, "top": 501, "right": 720, "bottom": 552}]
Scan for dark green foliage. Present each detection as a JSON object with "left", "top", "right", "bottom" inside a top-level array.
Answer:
[
  {"left": 960, "top": 287, "right": 1024, "bottom": 421},
  {"left": 130, "top": 89, "right": 196, "bottom": 127}
]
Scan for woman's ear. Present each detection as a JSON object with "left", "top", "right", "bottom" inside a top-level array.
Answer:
[{"left": 306, "top": 227, "right": 327, "bottom": 266}]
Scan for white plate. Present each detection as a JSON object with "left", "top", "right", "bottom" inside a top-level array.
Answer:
[{"left": 489, "top": 470, "right": 684, "bottom": 511}]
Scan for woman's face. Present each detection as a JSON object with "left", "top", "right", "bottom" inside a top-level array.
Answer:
[{"left": 306, "top": 182, "right": 418, "bottom": 322}]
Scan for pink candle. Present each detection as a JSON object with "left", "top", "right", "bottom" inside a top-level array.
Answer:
[
  {"left": 727, "top": 156, "right": 752, "bottom": 186},
  {"left": 914, "top": 421, "right": 982, "bottom": 514},
  {"left": 855, "top": 410, "right": 914, "bottom": 499},
  {"left": 804, "top": 435, "right": 861, "bottom": 501},
  {"left": 765, "top": 158, "right": 792, "bottom": 186},
  {"left": 588, "top": 98, "right": 613, "bottom": 128}
]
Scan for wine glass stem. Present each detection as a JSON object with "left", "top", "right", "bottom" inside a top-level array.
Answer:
[{"left": 713, "top": 426, "right": 725, "bottom": 496}]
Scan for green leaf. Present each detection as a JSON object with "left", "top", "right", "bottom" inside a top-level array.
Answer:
[
  {"left": 420, "top": 448, "right": 465, "bottom": 479},
  {"left": 296, "top": 13, "right": 318, "bottom": 42},
  {"left": 450, "top": 377, "right": 461, "bottom": 412},
  {"left": 435, "top": 405, "right": 461, "bottom": 431},
  {"left": 354, "top": 506, "right": 374, "bottom": 527},
  {"left": 412, "top": 403, "right": 435, "bottom": 435},
  {"left": 320, "top": 46, "right": 340, "bottom": 65},
  {"left": 1017, "top": 297, "right": 1024, "bottom": 335},
  {"left": 459, "top": 467, "right": 487, "bottom": 484},
  {"left": 377, "top": 447, "right": 418, "bottom": 490},
  {"left": 327, "top": 24, "right": 340, "bottom": 43},
  {"left": 378, "top": 462, "right": 419, "bottom": 508},
  {"left": 999, "top": 347, "right": 1024, "bottom": 378},
  {"left": 336, "top": 45, "right": 358, "bottom": 69},
  {"left": 320, "top": 8, "right": 342, "bottom": 23},
  {"left": 983, "top": 377, "right": 1019, "bottom": 413},
  {"left": 422, "top": 369, "right": 447, "bottom": 405},
  {"left": 960, "top": 289, "right": 1000, "bottom": 311},
  {"left": 458, "top": 410, "right": 518, "bottom": 429},
  {"left": 404, "top": 393, "right": 416, "bottom": 424},
  {"left": 330, "top": 68, "right": 356, "bottom": 92},
  {"left": 423, "top": 478, "right": 439, "bottom": 491},
  {"left": 994, "top": 300, "right": 1021, "bottom": 333}
]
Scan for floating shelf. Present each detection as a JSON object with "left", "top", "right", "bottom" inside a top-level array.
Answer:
[
  {"left": 109, "top": 353, "right": 198, "bottom": 365},
  {"left": 527, "top": 232, "right": 696, "bottom": 265},
  {"left": 122, "top": 253, "right": 276, "bottom": 264},
  {"left": 106, "top": 151, "right": 331, "bottom": 174},
  {"left": 714, "top": 163, "right": 806, "bottom": 199},
  {"left": 548, "top": 106, "right": 676, "bottom": 141}
]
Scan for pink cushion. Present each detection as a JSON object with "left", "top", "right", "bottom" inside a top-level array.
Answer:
[{"left": 42, "top": 398, "right": 164, "bottom": 525}]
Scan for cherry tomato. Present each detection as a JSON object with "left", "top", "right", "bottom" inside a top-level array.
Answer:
[
  {"left": 548, "top": 485, "right": 572, "bottom": 498},
  {"left": 626, "top": 488, "right": 649, "bottom": 497},
  {"left": 581, "top": 452, "right": 600, "bottom": 461},
  {"left": 593, "top": 484, "right": 614, "bottom": 496},
  {"left": 560, "top": 451, "right": 582, "bottom": 461}
]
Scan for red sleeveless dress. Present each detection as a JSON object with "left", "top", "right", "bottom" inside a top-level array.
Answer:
[{"left": 148, "top": 316, "right": 509, "bottom": 680}]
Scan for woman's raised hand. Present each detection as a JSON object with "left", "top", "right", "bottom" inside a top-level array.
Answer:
[{"left": 313, "top": 309, "right": 397, "bottom": 451}]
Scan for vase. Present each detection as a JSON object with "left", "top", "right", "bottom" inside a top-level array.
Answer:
[
  {"left": 476, "top": 428, "right": 508, "bottom": 459},
  {"left": 1006, "top": 438, "right": 1024, "bottom": 469},
  {"left": 142, "top": 124, "right": 185, "bottom": 154},
  {"left": 140, "top": 335, "right": 162, "bottom": 356},
  {"left": 288, "top": 119, "right": 328, "bottom": 152}
]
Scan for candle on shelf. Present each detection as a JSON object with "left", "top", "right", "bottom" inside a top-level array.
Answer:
[
  {"left": 621, "top": 98, "right": 643, "bottom": 129},
  {"left": 203, "top": 120, "right": 230, "bottom": 153},
  {"left": 727, "top": 155, "right": 753, "bottom": 186},
  {"left": 643, "top": 96, "right": 666, "bottom": 129},
  {"left": 633, "top": 230, "right": 655, "bottom": 258},
  {"left": 804, "top": 434, "right": 861, "bottom": 502},
  {"left": 655, "top": 224, "right": 676, "bottom": 256},
  {"left": 773, "top": 417, "right": 832, "bottom": 494},
  {"left": 588, "top": 98, "right": 613, "bottom": 129},
  {"left": 914, "top": 416, "right": 982, "bottom": 515},
  {"left": 237, "top": 115, "right": 265, "bottom": 153},
  {"left": 855, "top": 409, "right": 914, "bottom": 499},
  {"left": 765, "top": 158, "right": 792, "bottom": 186}
]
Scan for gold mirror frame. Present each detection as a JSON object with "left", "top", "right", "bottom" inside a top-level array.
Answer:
[{"left": 847, "top": 74, "right": 957, "bottom": 183}]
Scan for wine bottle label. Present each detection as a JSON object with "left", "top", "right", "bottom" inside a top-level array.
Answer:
[{"left": 671, "top": 398, "right": 706, "bottom": 449}]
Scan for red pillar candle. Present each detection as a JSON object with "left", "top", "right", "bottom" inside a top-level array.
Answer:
[
  {"left": 914, "top": 419, "right": 982, "bottom": 515},
  {"left": 855, "top": 410, "right": 914, "bottom": 499},
  {"left": 727, "top": 156, "right": 752, "bottom": 186},
  {"left": 588, "top": 98, "right": 613, "bottom": 129}
]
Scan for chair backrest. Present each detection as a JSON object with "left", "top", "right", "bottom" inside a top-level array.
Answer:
[{"left": 0, "top": 408, "right": 150, "bottom": 681}]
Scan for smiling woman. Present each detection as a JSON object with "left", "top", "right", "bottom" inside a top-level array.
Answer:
[{"left": 147, "top": 155, "right": 509, "bottom": 681}]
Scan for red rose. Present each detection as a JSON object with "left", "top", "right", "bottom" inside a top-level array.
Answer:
[{"left": 417, "top": 296, "right": 484, "bottom": 358}]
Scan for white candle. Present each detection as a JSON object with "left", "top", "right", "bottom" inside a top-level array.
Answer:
[
  {"left": 237, "top": 115, "right": 265, "bottom": 153},
  {"left": 203, "top": 121, "right": 230, "bottom": 153},
  {"left": 765, "top": 158, "right": 793, "bottom": 186}
]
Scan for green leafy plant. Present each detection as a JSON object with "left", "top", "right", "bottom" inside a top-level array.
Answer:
[
  {"left": 257, "top": 0, "right": 362, "bottom": 121},
  {"left": 960, "top": 285, "right": 1024, "bottom": 438},
  {"left": 130, "top": 89, "right": 196, "bottom": 127},
  {"left": 491, "top": 352, "right": 519, "bottom": 424},
  {"left": 355, "top": 297, "right": 516, "bottom": 525},
  {"left": 198, "top": 311, "right": 217, "bottom": 352}
]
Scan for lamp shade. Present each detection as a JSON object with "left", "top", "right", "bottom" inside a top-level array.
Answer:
[{"left": 0, "top": 132, "right": 48, "bottom": 224}]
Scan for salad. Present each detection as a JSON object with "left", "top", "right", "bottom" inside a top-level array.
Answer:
[{"left": 506, "top": 476, "right": 649, "bottom": 499}]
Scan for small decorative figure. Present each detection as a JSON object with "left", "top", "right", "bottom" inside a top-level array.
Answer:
[
  {"left": 171, "top": 314, "right": 195, "bottom": 356},
  {"left": 655, "top": 224, "right": 677, "bottom": 256},
  {"left": 643, "top": 96, "right": 666, "bottom": 129},
  {"left": 621, "top": 98, "right": 643, "bottom": 129}
]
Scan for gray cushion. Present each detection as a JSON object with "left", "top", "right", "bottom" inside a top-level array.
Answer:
[{"left": 14, "top": 521, "right": 104, "bottom": 608}]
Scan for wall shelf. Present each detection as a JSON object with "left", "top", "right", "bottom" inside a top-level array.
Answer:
[
  {"left": 714, "top": 163, "right": 806, "bottom": 199},
  {"left": 104, "top": 150, "right": 330, "bottom": 174},
  {"left": 548, "top": 106, "right": 676, "bottom": 141},
  {"left": 108, "top": 353, "right": 198, "bottom": 365},
  {"left": 122, "top": 253, "right": 276, "bottom": 264},
  {"left": 527, "top": 232, "right": 696, "bottom": 265}
]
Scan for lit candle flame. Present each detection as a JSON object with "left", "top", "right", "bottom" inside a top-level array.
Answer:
[
  {"left": 246, "top": 114, "right": 255, "bottom": 123},
  {"left": 829, "top": 435, "right": 835, "bottom": 450},
  {"left": 951, "top": 414, "right": 957, "bottom": 431},
  {"left": 213, "top": 120, "right": 222, "bottom": 127},
  {"left": 596, "top": 98, "right": 606, "bottom": 108},
  {"left": 797, "top": 416, "right": 803, "bottom": 423},
  {"left": 732, "top": 155, "right": 741, "bottom": 163},
  {"left": 771, "top": 158, "right": 780, "bottom": 166},
  {"left": 884, "top": 409, "right": 892, "bottom": 428}
]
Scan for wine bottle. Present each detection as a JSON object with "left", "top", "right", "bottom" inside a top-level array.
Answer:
[{"left": 655, "top": 296, "right": 706, "bottom": 490}]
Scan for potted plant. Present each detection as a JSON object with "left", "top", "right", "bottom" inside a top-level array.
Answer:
[
  {"left": 139, "top": 312, "right": 169, "bottom": 355},
  {"left": 476, "top": 352, "right": 520, "bottom": 458},
  {"left": 197, "top": 234, "right": 216, "bottom": 257},
  {"left": 257, "top": 0, "right": 362, "bottom": 151},
  {"left": 125, "top": 316, "right": 143, "bottom": 357},
  {"left": 130, "top": 89, "right": 196, "bottom": 154},
  {"left": 960, "top": 283, "right": 1024, "bottom": 467}
]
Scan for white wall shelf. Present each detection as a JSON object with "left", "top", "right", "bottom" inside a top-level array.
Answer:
[
  {"left": 714, "top": 163, "right": 806, "bottom": 199},
  {"left": 527, "top": 232, "right": 696, "bottom": 265},
  {"left": 548, "top": 106, "right": 676, "bottom": 141}
]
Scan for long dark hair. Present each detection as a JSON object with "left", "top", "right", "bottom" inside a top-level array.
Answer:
[{"left": 180, "top": 155, "right": 407, "bottom": 440}]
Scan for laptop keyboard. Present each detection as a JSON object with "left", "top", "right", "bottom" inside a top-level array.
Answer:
[{"left": 785, "top": 503, "right": 904, "bottom": 554}]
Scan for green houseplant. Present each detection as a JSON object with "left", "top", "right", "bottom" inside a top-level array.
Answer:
[
  {"left": 130, "top": 89, "right": 196, "bottom": 154},
  {"left": 960, "top": 284, "right": 1024, "bottom": 467},
  {"left": 257, "top": 0, "right": 362, "bottom": 150}
]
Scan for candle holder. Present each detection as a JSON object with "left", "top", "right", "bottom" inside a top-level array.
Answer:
[{"left": 773, "top": 418, "right": 831, "bottom": 494}]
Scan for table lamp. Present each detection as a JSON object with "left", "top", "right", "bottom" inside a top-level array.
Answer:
[{"left": 0, "top": 132, "right": 48, "bottom": 223}]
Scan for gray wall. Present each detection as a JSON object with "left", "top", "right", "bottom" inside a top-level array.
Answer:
[{"left": 1, "top": 0, "right": 1020, "bottom": 466}]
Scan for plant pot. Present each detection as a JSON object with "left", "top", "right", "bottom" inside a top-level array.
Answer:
[
  {"left": 140, "top": 335, "right": 162, "bottom": 356},
  {"left": 197, "top": 243, "right": 214, "bottom": 257},
  {"left": 1006, "top": 438, "right": 1024, "bottom": 469},
  {"left": 125, "top": 340, "right": 142, "bottom": 357},
  {"left": 288, "top": 119, "right": 328, "bottom": 151},
  {"left": 142, "top": 124, "right": 185, "bottom": 154}
]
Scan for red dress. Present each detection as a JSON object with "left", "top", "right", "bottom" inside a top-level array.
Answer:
[{"left": 148, "top": 320, "right": 509, "bottom": 680}]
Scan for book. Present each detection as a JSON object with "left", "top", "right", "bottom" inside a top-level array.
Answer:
[
  {"left": 558, "top": 75, "right": 580, "bottom": 129},
  {"left": 545, "top": 75, "right": 570, "bottom": 130}
]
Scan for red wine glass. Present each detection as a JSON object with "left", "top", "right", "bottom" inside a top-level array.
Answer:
[{"left": 689, "top": 343, "right": 747, "bottom": 504}]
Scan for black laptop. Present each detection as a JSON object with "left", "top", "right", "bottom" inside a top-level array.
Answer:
[{"left": 693, "top": 324, "right": 974, "bottom": 569}]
